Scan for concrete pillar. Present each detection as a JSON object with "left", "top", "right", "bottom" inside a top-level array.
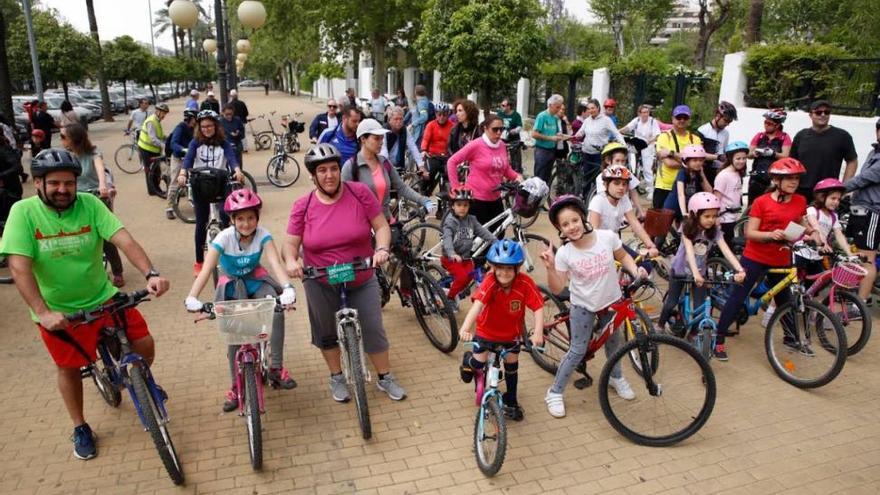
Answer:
[
  {"left": 517, "top": 78, "right": 530, "bottom": 117},
  {"left": 360, "top": 67, "right": 373, "bottom": 100},
  {"left": 387, "top": 69, "right": 396, "bottom": 94},
  {"left": 468, "top": 91, "right": 478, "bottom": 102},
  {"left": 403, "top": 67, "right": 417, "bottom": 102},
  {"left": 432, "top": 70, "right": 442, "bottom": 102},
  {"left": 720, "top": 51, "right": 747, "bottom": 107},
  {"left": 591, "top": 67, "right": 610, "bottom": 103}
]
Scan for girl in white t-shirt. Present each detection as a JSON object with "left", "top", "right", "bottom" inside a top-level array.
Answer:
[
  {"left": 713, "top": 141, "right": 749, "bottom": 247},
  {"left": 596, "top": 142, "right": 644, "bottom": 218},
  {"left": 588, "top": 165, "right": 659, "bottom": 259},
  {"left": 539, "top": 195, "right": 647, "bottom": 418}
]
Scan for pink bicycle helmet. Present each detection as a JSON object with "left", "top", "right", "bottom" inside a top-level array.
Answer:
[
  {"left": 680, "top": 144, "right": 707, "bottom": 161},
  {"left": 224, "top": 188, "right": 263, "bottom": 215},
  {"left": 813, "top": 178, "right": 846, "bottom": 194},
  {"left": 688, "top": 192, "right": 721, "bottom": 214}
]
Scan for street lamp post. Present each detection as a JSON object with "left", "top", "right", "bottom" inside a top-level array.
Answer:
[{"left": 21, "top": 0, "right": 43, "bottom": 101}]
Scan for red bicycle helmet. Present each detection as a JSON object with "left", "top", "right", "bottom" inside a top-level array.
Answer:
[
  {"left": 602, "top": 165, "right": 632, "bottom": 182},
  {"left": 603, "top": 98, "right": 617, "bottom": 108},
  {"left": 768, "top": 157, "right": 806, "bottom": 176},
  {"left": 224, "top": 188, "right": 263, "bottom": 215}
]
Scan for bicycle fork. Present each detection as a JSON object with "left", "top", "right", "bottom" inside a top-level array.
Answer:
[
  {"left": 336, "top": 308, "right": 372, "bottom": 385},
  {"left": 235, "top": 345, "right": 265, "bottom": 414}
]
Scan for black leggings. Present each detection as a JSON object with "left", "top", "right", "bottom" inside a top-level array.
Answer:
[
  {"left": 420, "top": 155, "right": 448, "bottom": 198},
  {"left": 716, "top": 256, "right": 792, "bottom": 344},
  {"left": 193, "top": 200, "right": 229, "bottom": 263}
]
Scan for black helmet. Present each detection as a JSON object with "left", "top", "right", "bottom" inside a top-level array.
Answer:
[
  {"left": 548, "top": 194, "right": 587, "bottom": 228},
  {"left": 717, "top": 101, "right": 738, "bottom": 121},
  {"left": 183, "top": 109, "right": 198, "bottom": 120},
  {"left": 304, "top": 144, "right": 342, "bottom": 174},
  {"left": 31, "top": 148, "right": 82, "bottom": 178}
]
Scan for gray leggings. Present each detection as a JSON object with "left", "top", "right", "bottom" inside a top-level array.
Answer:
[
  {"left": 550, "top": 305, "right": 623, "bottom": 394},
  {"left": 214, "top": 277, "right": 285, "bottom": 383}
]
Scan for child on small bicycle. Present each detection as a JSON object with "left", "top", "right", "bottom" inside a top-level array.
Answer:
[
  {"left": 458, "top": 239, "right": 544, "bottom": 421},
  {"left": 441, "top": 187, "right": 496, "bottom": 310},
  {"left": 540, "top": 195, "right": 647, "bottom": 418},
  {"left": 184, "top": 189, "right": 298, "bottom": 412},
  {"left": 588, "top": 165, "right": 658, "bottom": 260},
  {"left": 655, "top": 192, "right": 745, "bottom": 336},
  {"left": 714, "top": 141, "right": 749, "bottom": 247},
  {"left": 664, "top": 144, "right": 712, "bottom": 219},
  {"left": 595, "top": 143, "right": 644, "bottom": 218}
]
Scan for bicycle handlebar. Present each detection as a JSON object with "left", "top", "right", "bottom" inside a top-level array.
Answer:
[
  {"left": 302, "top": 258, "right": 374, "bottom": 281},
  {"left": 64, "top": 290, "right": 150, "bottom": 325}
]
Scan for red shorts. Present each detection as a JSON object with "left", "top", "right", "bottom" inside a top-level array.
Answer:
[{"left": 38, "top": 306, "right": 150, "bottom": 368}]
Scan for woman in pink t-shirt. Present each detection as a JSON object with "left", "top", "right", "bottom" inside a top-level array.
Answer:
[
  {"left": 283, "top": 143, "right": 408, "bottom": 403},
  {"left": 447, "top": 114, "right": 522, "bottom": 225}
]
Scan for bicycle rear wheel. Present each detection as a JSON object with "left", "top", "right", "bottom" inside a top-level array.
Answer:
[
  {"left": 242, "top": 362, "right": 263, "bottom": 470},
  {"left": 404, "top": 223, "right": 443, "bottom": 262},
  {"left": 343, "top": 322, "right": 371, "bottom": 439},
  {"left": 765, "top": 300, "right": 847, "bottom": 388},
  {"left": 255, "top": 132, "right": 272, "bottom": 151},
  {"left": 411, "top": 268, "right": 458, "bottom": 353},
  {"left": 265, "top": 155, "right": 301, "bottom": 187},
  {"left": 523, "top": 285, "right": 570, "bottom": 375},
  {"left": 129, "top": 366, "right": 185, "bottom": 485},
  {"left": 114, "top": 144, "right": 141, "bottom": 174},
  {"left": 823, "top": 289, "right": 871, "bottom": 356},
  {"left": 474, "top": 399, "right": 507, "bottom": 477},
  {"left": 599, "top": 334, "right": 716, "bottom": 446},
  {"left": 172, "top": 188, "right": 196, "bottom": 224}
]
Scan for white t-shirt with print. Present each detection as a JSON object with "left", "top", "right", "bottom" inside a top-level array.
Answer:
[
  {"left": 797, "top": 206, "right": 840, "bottom": 260},
  {"left": 588, "top": 193, "right": 633, "bottom": 233},
  {"left": 555, "top": 229, "right": 622, "bottom": 311}
]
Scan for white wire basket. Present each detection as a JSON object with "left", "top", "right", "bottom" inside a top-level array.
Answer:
[{"left": 213, "top": 299, "right": 276, "bottom": 345}]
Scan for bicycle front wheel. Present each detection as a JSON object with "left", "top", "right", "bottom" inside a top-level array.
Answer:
[
  {"left": 622, "top": 306, "right": 661, "bottom": 377},
  {"left": 474, "top": 399, "right": 507, "bottom": 477},
  {"left": 599, "top": 334, "right": 715, "bottom": 446},
  {"left": 241, "top": 170, "right": 258, "bottom": 192},
  {"left": 243, "top": 362, "right": 263, "bottom": 470},
  {"left": 343, "top": 322, "right": 371, "bottom": 439},
  {"left": 765, "top": 300, "right": 847, "bottom": 388},
  {"left": 91, "top": 351, "right": 121, "bottom": 407},
  {"left": 114, "top": 144, "right": 141, "bottom": 174},
  {"left": 523, "top": 285, "right": 570, "bottom": 375},
  {"left": 172, "top": 188, "right": 196, "bottom": 224},
  {"left": 824, "top": 289, "right": 871, "bottom": 356},
  {"left": 411, "top": 268, "right": 458, "bottom": 353},
  {"left": 266, "top": 155, "right": 301, "bottom": 187},
  {"left": 255, "top": 132, "right": 272, "bottom": 151},
  {"left": 129, "top": 366, "right": 185, "bottom": 485}
]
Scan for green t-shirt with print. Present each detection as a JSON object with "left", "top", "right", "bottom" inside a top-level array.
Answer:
[
  {"left": 533, "top": 110, "right": 560, "bottom": 149},
  {"left": 0, "top": 193, "right": 124, "bottom": 320}
]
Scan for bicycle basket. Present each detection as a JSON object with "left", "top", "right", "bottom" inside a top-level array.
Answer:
[
  {"left": 292, "top": 121, "right": 305, "bottom": 134},
  {"left": 513, "top": 189, "right": 541, "bottom": 218},
  {"left": 831, "top": 262, "right": 867, "bottom": 289},
  {"left": 644, "top": 208, "right": 676, "bottom": 237},
  {"left": 213, "top": 299, "right": 276, "bottom": 345},
  {"left": 190, "top": 167, "right": 230, "bottom": 203}
]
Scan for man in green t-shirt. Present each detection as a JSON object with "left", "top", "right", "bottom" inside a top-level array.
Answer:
[
  {"left": 0, "top": 149, "right": 170, "bottom": 461},
  {"left": 530, "top": 94, "right": 570, "bottom": 185},
  {"left": 498, "top": 98, "right": 524, "bottom": 172}
]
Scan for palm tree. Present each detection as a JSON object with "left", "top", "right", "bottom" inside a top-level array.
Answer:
[
  {"left": 153, "top": 0, "right": 209, "bottom": 58},
  {"left": 85, "top": 0, "right": 114, "bottom": 121}
]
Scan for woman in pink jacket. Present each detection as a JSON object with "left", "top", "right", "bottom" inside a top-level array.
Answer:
[{"left": 447, "top": 115, "right": 522, "bottom": 225}]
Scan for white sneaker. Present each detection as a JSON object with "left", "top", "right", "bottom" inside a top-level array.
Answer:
[
  {"left": 608, "top": 376, "right": 636, "bottom": 400},
  {"left": 761, "top": 306, "right": 776, "bottom": 328},
  {"left": 545, "top": 389, "right": 566, "bottom": 418}
]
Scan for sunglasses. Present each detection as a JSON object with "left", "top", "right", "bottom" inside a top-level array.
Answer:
[
  {"left": 489, "top": 126, "right": 504, "bottom": 132},
  {"left": 674, "top": 115, "right": 690, "bottom": 120},
  {"left": 604, "top": 106, "right": 614, "bottom": 109},
  {"left": 501, "top": 103, "right": 509, "bottom": 107},
  {"left": 328, "top": 105, "right": 337, "bottom": 108},
  {"left": 812, "top": 110, "right": 831, "bottom": 116}
]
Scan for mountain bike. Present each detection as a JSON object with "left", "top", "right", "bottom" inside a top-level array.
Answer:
[
  {"left": 303, "top": 259, "right": 375, "bottom": 439},
  {"left": 523, "top": 279, "right": 716, "bottom": 446},
  {"left": 114, "top": 132, "right": 141, "bottom": 174},
  {"left": 196, "top": 296, "right": 286, "bottom": 470},
  {"left": 663, "top": 275, "right": 738, "bottom": 361},
  {"left": 69, "top": 290, "right": 184, "bottom": 484},
  {"left": 622, "top": 133, "right": 649, "bottom": 195},
  {"left": 265, "top": 118, "right": 302, "bottom": 188},
  {"left": 546, "top": 143, "right": 598, "bottom": 208},
  {"left": 171, "top": 168, "right": 257, "bottom": 224}
]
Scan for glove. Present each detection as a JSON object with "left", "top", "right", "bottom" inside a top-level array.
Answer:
[
  {"left": 423, "top": 200, "right": 437, "bottom": 215},
  {"left": 762, "top": 148, "right": 775, "bottom": 157},
  {"left": 184, "top": 296, "right": 203, "bottom": 312},
  {"left": 280, "top": 287, "right": 296, "bottom": 305}
]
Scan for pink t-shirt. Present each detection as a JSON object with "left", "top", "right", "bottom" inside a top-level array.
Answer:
[
  {"left": 371, "top": 165, "right": 387, "bottom": 207},
  {"left": 287, "top": 182, "right": 382, "bottom": 287},
  {"left": 447, "top": 137, "right": 519, "bottom": 201},
  {"left": 713, "top": 167, "right": 743, "bottom": 224}
]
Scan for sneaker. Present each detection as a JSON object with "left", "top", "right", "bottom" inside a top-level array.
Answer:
[
  {"left": 111, "top": 275, "right": 125, "bottom": 288},
  {"left": 193, "top": 262, "right": 203, "bottom": 278},
  {"left": 866, "top": 297, "right": 873, "bottom": 308},
  {"left": 72, "top": 423, "right": 97, "bottom": 460},
  {"left": 460, "top": 351, "right": 474, "bottom": 383},
  {"left": 330, "top": 373, "right": 350, "bottom": 403},
  {"left": 377, "top": 372, "right": 407, "bottom": 401},
  {"left": 165, "top": 208, "right": 175, "bottom": 220},
  {"left": 503, "top": 403, "right": 524, "bottom": 421},
  {"left": 545, "top": 389, "right": 566, "bottom": 418},
  {"left": 608, "top": 376, "right": 636, "bottom": 400},
  {"left": 222, "top": 389, "right": 238, "bottom": 412},
  {"left": 783, "top": 339, "right": 815, "bottom": 357},
  {"left": 268, "top": 367, "right": 297, "bottom": 390},
  {"left": 761, "top": 306, "right": 776, "bottom": 328},
  {"left": 714, "top": 344, "right": 729, "bottom": 361}
]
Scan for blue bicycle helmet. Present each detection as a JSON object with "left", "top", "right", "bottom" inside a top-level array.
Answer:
[
  {"left": 486, "top": 239, "right": 525, "bottom": 266},
  {"left": 724, "top": 140, "right": 749, "bottom": 155}
]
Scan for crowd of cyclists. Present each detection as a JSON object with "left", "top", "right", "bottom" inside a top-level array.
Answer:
[{"left": 2, "top": 86, "right": 880, "bottom": 465}]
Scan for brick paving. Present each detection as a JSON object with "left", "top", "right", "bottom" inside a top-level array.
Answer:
[{"left": 0, "top": 88, "right": 878, "bottom": 494}]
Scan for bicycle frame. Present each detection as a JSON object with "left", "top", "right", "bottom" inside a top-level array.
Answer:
[
  {"left": 744, "top": 267, "right": 799, "bottom": 316},
  {"left": 233, "top": 343, "right": 267, "bottom": 414},
  {"left": 678, "top": 283, "right": 717, "bottom": 336}
]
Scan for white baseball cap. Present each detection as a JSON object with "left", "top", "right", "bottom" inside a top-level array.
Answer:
[
  {"left": 207, "top": 91, "right": 215, "bottom": 96},
  {"left": 190, "top": 89, "right": 199, "bottom": 96},
  {"left": 356, "top": 119, "right": 390, "bottom": 139},
  {"left": 229, "top": 89, "right": 237, "bottom": 96}
]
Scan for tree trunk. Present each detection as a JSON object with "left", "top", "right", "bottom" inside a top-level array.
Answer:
[
  {"left": 86, "top": 0, "right": 114, "bottom": 121},
  {"left": 123, "top": 81, "right": 128, "bottom": 114},
  {"left": 0, "top": 8, "right": 14, "bottom": 120},
  {"left": 62, "top": 81, "right": 69, "bottom": 101},
  {"left": 694, "top": 0, "right": 732, "bottom": 69},
  {"left": 292, "top": 61, "right": 301, "bottom": 96},
  {"left": 745, "top": 0, "right": 764, "bottom": 44},
  {"left": 372, "top": 36, "right": 387, "bottom": 94}
]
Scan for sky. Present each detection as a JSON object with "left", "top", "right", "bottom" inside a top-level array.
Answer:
[{"left": 42, "top": 0, "right": 594, "bottom": 53}]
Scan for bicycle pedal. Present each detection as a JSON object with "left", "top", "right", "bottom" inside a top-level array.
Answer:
[
  {"left": 79, "top": 366, "right": 93, "bottom": 379},
  {"left": 574, "top": 374, "right": 593, "bottom": 389}
]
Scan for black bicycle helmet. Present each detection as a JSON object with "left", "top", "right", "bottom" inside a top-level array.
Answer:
[
  {"left": 548, "top": 194, "right": 587, "bottom": 228},
  {"left": 304, "top": 143, "right": 342, "bottom": 174},
  {"left": 197, "top": 109, "right": 219, "bottom": 122},
  {"left": 31, "top": 148, "right": 82, "bottom": 178},
  {"left": 717, "top": 101, "right": 738, "bottom": 121},
  {"left": 183, "top": 109, "right": 198, "bottom": 120}
]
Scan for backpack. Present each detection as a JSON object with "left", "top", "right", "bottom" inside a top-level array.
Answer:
[
  {"left": 163, "top": 134, "right": 174, "bottom": 158},
  {"left": 350, "top": 157, "right": 393, "bottom": 183},
  {"left": 426, "top": 101, "right": 436, "bottom": 122}
]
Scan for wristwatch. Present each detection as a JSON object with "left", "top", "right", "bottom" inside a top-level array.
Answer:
[
  {"left": 282, "top": 283, "right": 294, "bottom": 290},
  {"left": 145, "top": 269, "right": 161, "bottom": 281}
]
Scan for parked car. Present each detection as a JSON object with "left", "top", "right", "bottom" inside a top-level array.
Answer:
[{"left": 239, "top": 79, "right": 264, "bottom": 87}]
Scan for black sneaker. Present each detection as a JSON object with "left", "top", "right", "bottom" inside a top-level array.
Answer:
[
  {"left": 460, "top": 351, "right": 474, "bottom": 383},
  {"left": 503, "top": 403, "right": 524, "bottom": 421},
  {"left": 713, "top": 344, "right": 729, "bottom": 361},
  {"left": 72, "top": 423, "right": 97, "bottom": 460},
  {"left": 784, "top": 340, "right": 815, "bottom": 357},
  {"left": 165, "top": 208, "right": 175, "bottom": 220},
  {"left": 268, "top": 367, "right": 298, "bottom": 390}
]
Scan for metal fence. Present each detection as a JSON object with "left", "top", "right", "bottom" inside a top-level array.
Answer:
[
  {"left": 610, "top": 72, "right": 714, "bottom": 123},
  {"left": 527, "top": 74, "right": 592, "bottom": 119}
]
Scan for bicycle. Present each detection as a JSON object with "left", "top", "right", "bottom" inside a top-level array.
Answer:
[
  {"left": 709, "top": 245, "right": 848, "bottom": 388},
  {"left": 265, "top": 117, "right": 302, "bottom": 188},
  {"left": 663, "top": 275, "right": 739, "bottom": 361},
  {"left": 303, "top": 259, "right": 375, "bottom": 439},
  {"left": 247, "top": 114, "right": 273, "bottom": 151},
  {"left": 195, "top": 296, "right": 286, "bottom": 470},
  {"left": 546, "top": 143, "right": 600, "bottom": 208},
  {"left": 622, "top": 133, "right": 649, "bottom": 195},
  {"left": 171, "top": 168, "right": 257, "bottom": 224},
  {"left": 523, "top": 279, "right": 717, "bottom": 446},
  {"left": 281, "top": 113, "right": 305, "bottom": 153},
  {"left": 113, "top": 132, "right": 141, "bottom": 174},
  {"left": 68, "top": 290, "right": 184, "bottom": 484}
]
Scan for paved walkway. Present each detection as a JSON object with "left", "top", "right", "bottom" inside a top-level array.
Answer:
[{"left": 0, "top": 88, "right": 878, "bottom": 494}]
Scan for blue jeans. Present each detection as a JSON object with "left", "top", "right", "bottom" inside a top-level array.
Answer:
[{"left": 550, "top": 305, "right": 622, "bottom": 394}]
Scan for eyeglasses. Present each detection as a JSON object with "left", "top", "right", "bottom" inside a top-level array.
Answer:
[
  {"left": 489, "top": 126, "right": 504, "bottom": 133},
  {"left": 812, "top": 110, "right": 831, "bottom": 116}
]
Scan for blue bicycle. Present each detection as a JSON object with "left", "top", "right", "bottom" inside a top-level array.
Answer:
[
  {"left": 665, "top": 276, "right": 736, "bottom": 361},
  {"left": 69, "top": 290, "right": 184, "bottom": 484}
]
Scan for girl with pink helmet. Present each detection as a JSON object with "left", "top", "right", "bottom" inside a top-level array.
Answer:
[{"left": 662, "top": 144, "right": 713, "bottom": 219}]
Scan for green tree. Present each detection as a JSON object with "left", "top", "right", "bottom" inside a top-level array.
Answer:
[
  {"left": 588, "top": 0, "right": 675, "bottom": 57},
  {"left": 104, "top": 36, "right": 150, "bottom": 110},
  {"left": 0, "top": 0, "right": 19, "bottom": 119},
  {"left": 417, "top": 0, "right": 547, "bottom": 115}
]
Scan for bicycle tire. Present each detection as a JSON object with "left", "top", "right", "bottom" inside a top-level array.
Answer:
[
  {"left": 243, "top": 362, "right": 263, "bottom": 470},
  {"left": 255, "top": 132, "right": 272, "bottom": 151},
  {"left": 824, "top": 289, "right": 871, "bottom": 356},
  {"left": 114, "top": 144, "right": 141, "bottom": 174},
  {"left": 523, "top": 285, "right": 570, "bottom": 375},
  {"left": 403, "top": 223, "right": 443, "bottom": 261},
  {"left": 343, "top": 322, "right": 371, "bottom": 439},
  {"left": 265, "top": 155, "right": 301, "bottom": 188},
  {"left": 171, "top": 188, "right": 196, "bottom": 224},
  {"left": 129, "top": 366, "right": 185, "bottom": 485},
  {"left": 622, "top": 306, "right": 661, "bottom": 377},
  {"left": 695, "top": 321, "right": 714, "bottom": 362},
  {"left": 91, "top": 351, "right": 121, "bottom": 408},
  {"left": 411, "top": 268, "right": 459, "bottom": 353},
  {"left": 764, "top": 299, "right": 847, "bottom": 389},
  {"left": 241, "top": 170, "right": 258, "bottom": 192},
  {"left": 598, "top": 333, "right": 716, "bottom": 446},
  {"left": 149, "top": 159, "right": 170, "bottom": 199},
  {"left": 473, "top": 399, "right": 507, "bottom": 477}
]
